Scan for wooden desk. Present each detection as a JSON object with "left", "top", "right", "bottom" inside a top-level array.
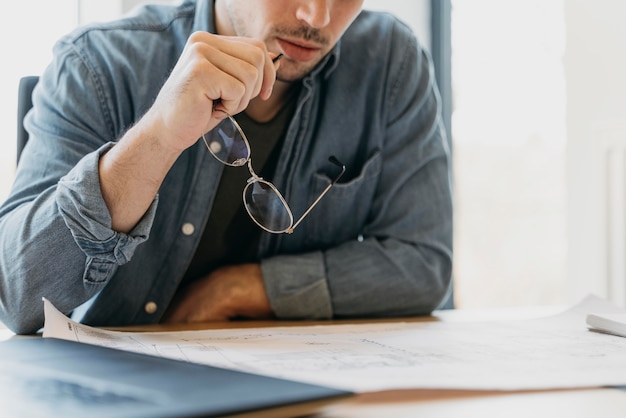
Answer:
[
  {"left": 315, "top": 387, "right": 626, "bottom": 418},
  {"left": 3, "top": 306, "right": 626, "bottom": 418}
]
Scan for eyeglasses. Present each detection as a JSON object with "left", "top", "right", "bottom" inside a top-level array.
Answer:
[{"left": 202, "top": 110, "right": 346, "bottom": 234}]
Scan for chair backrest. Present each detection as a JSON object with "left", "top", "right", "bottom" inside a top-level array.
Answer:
[{"left": 17, "top": 76, "right": 39, "bottom": 164}]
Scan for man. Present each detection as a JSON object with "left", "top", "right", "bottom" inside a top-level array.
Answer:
[{"left": 0, "top": 0, "right": 453, "bottom": 334}]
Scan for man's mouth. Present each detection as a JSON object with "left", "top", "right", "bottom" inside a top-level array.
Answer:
[{"left": 277, "top": 38, "right": 322, "bottom": 62}]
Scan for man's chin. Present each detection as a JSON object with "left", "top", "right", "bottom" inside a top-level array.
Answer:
[{"left": 276, "top": 61, "right": 320, "bottom": 82}]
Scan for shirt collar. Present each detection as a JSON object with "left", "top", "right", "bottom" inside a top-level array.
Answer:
[{"left": 193, "top": 0, "right": 214, "bottom": 33}]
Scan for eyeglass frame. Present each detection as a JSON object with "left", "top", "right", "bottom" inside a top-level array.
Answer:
[{"left": 202, "top": 110, "right": 346, "bottom": 234}]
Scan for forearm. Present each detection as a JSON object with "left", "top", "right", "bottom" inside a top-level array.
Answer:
[
  {"left": 99, "top": 115, "right": 181, "bottom": 233},
  {"left": 324, "top": 238, "right": 452, "bottom": 317}
]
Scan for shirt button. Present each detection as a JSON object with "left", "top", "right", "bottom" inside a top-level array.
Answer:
[
  {"left": 181, "top": 222, "right": 195, "bottom": 235},
  {"left": 144, "top": 301, "right": 158, "bottom": 314}
]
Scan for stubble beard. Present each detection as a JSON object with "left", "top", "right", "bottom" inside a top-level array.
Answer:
[{"left": 225, "top": 4, "right": 330, "bottom": 82}]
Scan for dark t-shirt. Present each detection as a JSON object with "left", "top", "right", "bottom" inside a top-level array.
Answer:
[{"left": 182, "top": 102, "right": 296, "bottom": 286}]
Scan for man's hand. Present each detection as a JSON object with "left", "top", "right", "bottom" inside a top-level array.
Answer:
[
  {"left": 145, "top": 32, "right": 280, "bottom": 154},
  {"left": 162, "top": 263, "right": 273, "bottom": 323}
]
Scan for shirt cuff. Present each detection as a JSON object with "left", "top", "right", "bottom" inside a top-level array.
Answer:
[
  {"left": 261, "top": 251, "right": 333, "bottom": 319},
  {"left": 56, "top": 142, "right": 157, "bottom": 264}
]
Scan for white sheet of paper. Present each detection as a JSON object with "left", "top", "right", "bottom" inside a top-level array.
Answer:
[
  {"left": 587, "top": 312, "right": 626, "bottom": 338},
  {"left": 42, "top": 295, "right": 626, "bottom": 392}
]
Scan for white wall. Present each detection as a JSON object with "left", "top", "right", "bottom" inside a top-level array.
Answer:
[
  {"left": 566, "top": 1, "right": 626, "bottom": 306},
  {"left": 78, "top": 0, "right": 175, "bottom": 24},
  {"left": 78, "top": 1, "right": 123, "bottom": 24}
]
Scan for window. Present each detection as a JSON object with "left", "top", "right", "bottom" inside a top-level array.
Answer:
[{"left": 451, "top": 0, "right": 567, "bottom": 307}]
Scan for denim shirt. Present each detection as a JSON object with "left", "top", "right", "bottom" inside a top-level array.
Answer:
[{"left": 0, "top": 0, "right": 453, "bottom": 334}]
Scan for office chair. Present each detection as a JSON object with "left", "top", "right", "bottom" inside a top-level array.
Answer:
[{"left": 16, "top": 76, "right": 39, "bottom": 164}]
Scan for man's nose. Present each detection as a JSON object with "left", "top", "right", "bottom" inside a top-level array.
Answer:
[{"left": 295, "top": 0, "right": 331, "bottom": 29}]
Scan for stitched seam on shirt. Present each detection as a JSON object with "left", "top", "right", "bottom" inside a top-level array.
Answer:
[
  {"left": 64, "top": 5, "right": 197, "bottom": 140},
  {"left": 67, "top": 5, "right": 196, "bottom": 39},
  {"left": 83, "top": 257, "right": 116, "bottom": 284},
  {"left": 67, "top": 44, "right": 116, "bottom": 141},
  {"left": 388, "top": 34, "right": 414, "bottom": 118}
]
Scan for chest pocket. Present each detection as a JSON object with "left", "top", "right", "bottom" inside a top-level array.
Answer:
[{"left": 300, "top": 150, "right": 382, "bottom": 249}]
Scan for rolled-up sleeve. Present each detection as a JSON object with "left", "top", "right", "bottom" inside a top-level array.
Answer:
[
  {"left": 261, "top": 251, "right": 332, "bottom": 319},
  {"left": 57, "top": 143, "right": 156, "bottom": 269}
]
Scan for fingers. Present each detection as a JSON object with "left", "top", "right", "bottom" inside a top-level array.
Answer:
[
  {"left": 187, "top": 32, "right": 278, "bottom": 114},
  {"left": 259, "top": 53, "right": 283, "bottom": 101},
  {"left": 145, "top": 32, "right": 279, "bottom": 153}
]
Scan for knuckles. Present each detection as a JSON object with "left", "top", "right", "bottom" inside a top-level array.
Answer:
[{"left": 170, "top": 33, "right": 271, "bottom": 112}]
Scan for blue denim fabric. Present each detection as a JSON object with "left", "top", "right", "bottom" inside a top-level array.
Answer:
[{"left": 0, "top": 0, "right": 453, "bottom": 334}]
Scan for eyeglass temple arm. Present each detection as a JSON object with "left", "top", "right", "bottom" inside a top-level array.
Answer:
[{"left": 288, "top": 156, "right": 346, "bottom": 234}]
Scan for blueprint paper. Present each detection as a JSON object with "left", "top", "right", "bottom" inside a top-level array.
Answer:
[{"left": 42, "top": 295, "right": 626, "bottom": 392}]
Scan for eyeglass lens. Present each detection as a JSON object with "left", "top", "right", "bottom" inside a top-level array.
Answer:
[
  {"left": 202, "top": 117, "right": 250, "bottom": 166},
  {"left": 244, "top": 180, "right": 293, "bottom": 233}
]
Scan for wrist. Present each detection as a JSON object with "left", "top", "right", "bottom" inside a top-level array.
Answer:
[
  {"left": 219, "top": 264, "right": 273, "bottom": 319},
  {"left": 135, "top": 108, "right": 188, "bottom": 156}
]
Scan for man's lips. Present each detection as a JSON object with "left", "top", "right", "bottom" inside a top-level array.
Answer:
[{"left": 277, "top": 38, "right": 322, "bottom": 62}]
